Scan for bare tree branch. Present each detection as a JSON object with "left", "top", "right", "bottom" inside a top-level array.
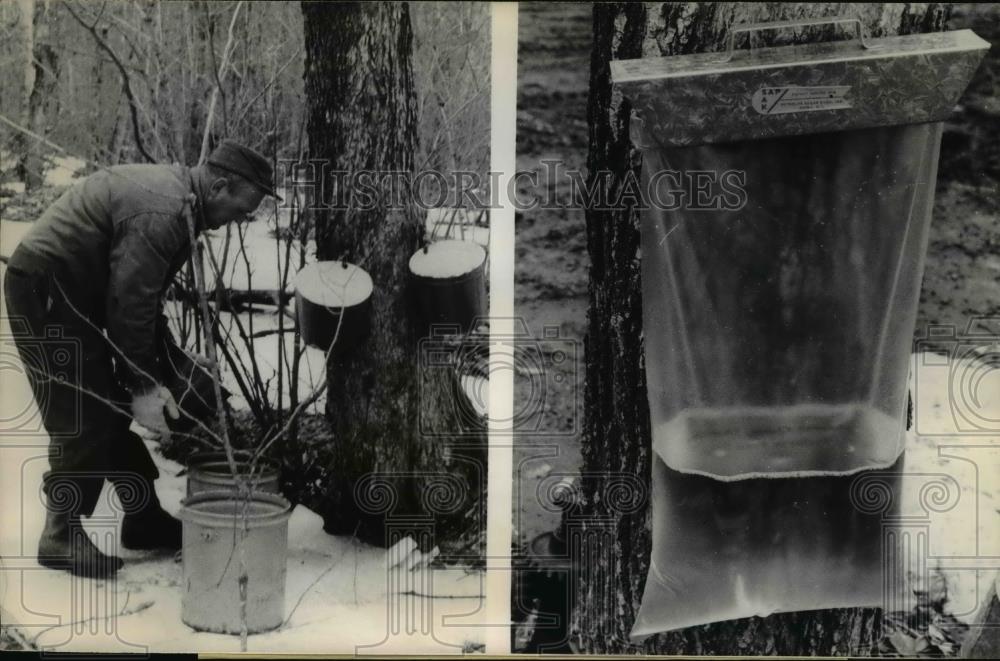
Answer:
[
  {"left": 63, "top": 1, "right": 155, "bottom": 163},
  {"left": 197, "top": 1, "right": 244, "bottom": 163}
]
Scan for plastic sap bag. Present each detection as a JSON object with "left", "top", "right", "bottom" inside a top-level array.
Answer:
[
  {"left": 642, "top": 123, "right": 941, "bottom": 481},
  {"left": 629, "top": 122, "right": 937, "bottom": 638},
  {"left": 611, "top": 25, "right": 987, "bottom": 639}
]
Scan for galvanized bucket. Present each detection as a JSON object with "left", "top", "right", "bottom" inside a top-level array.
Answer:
[
  {"left": 408, "top": 240, "right": 487, "bottom": 335},
  {"left": 186, "top": 451, "right": 281, "bottom": 497},
  {"left": 294, "top": 261, "right": 374, "bottom": 354},
  {"left": 179, "top": 490, "right": 293, "bottom": 635}
]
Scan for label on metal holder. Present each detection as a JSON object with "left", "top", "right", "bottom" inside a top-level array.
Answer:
[{"left": 752, "top": 86, "right": 851, "bottom": 115}]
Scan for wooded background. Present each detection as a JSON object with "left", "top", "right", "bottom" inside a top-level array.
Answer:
[
  {"left": 0, "top": 1, "right": 491, "bottom": 554},
  {"left": 0, "top": 1, "right": 489, "bottom": 192}
]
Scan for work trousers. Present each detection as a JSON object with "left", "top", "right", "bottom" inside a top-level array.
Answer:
[{"left": 3, "top": 262, "right": 159, "bottom": 518}]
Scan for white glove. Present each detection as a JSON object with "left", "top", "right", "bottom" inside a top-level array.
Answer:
[
  {"left": 186, "top": 350, "right": 216, "bottom": 372},
  {"left": 131, "top": 386, "right": 180, "bottom": 435}
]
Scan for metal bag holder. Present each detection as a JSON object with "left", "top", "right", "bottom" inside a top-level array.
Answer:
[{"left": 611, "top": 19, "right": 988, "bottom": 638}]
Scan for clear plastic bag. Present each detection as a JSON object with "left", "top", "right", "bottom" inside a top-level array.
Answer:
[
  {"left": 632, "top": 123, "right": 940, "bottom": 638},
  {"left": 642, "top": 123, "right": 941, "bottom": 481},
  {"left": 613, "top": 24, "right": 988, "bottom": 639}
]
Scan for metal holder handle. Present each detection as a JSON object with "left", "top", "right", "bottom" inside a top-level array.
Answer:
[{"left": 721, "top": 16, "right": 879, "bottom": 63}]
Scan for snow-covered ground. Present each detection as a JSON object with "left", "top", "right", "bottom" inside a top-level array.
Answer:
[
  {"left": 905, "top": 352, "right": 1000, "bottom": 623},
  {"left": 0, "top": 152, "right": 87, "bottom": 192},
  {"left": 0, "top": 438, "right": 486, "bottom": 654},
  {"left": 0, "top": 220, "right": 32, "bottom": 261},
  {"left": 44, "top": 157, "right": 88, "bottom": 188}
]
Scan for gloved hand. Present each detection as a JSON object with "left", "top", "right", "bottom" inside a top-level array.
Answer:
[
  {"left": 131, "top": 386, "right": 181, "bottom": 435},
  {"left": 185, "top": 350, "right": 216, "bottom": 372}
]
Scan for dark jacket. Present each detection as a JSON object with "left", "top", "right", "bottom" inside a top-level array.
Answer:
[{"left": 9, "top": 164, "right": 196, "bottom": 394}]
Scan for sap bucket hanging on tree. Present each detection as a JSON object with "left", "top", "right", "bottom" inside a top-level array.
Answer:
[
  {"left": 294, "top": 261, "right": 373, "bottom": 354},
  {"left": 408, "top": 239, "right": 487, "bottom": 335},
  {"left": 610, "top": 18, "right": 988, "bottom": 638}
]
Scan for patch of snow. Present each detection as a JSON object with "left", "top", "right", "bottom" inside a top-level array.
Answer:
[
  {"left": 903, "top": 352, "right": 1000, "bottom": 624},
  {"left": 460, "top": 375, "right": 488, "bottom": 417},
  {"left": 524, "top": 463, "right": 552, "bottom": 480},
  {"left": 1, "top": 219, "right": 34, "bottom": 260},
  {"left": 44, "top": 156, "right": 88, "bottom": 187},
  {"left": 162, "top": 302, "right": 328, "bottom": 413},
  {"left": 203, "top": 216, "right": 315, "bottom": 293},
  {"left": 2, "top": 182, "right": 25, "bottom": 195},
  {"left": 166, "top": 213, "right": 330, "bottom": 414},
  {"left": 409, "top": 240, "right": 485, "bottom": 279},
  {"left": 0, "top": 149, "right": 17, "bottom": 172}
]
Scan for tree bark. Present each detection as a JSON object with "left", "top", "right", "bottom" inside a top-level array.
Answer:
[
  {"left": 22, "top": 0, "right": 59, "bottom": 189},
  {"left": 14, "top": 0, "right": 35, "bottom": 185},
  {"left": 301, "top": 1, "right": 485, "bottom": 553},
  {"left": 573, "top": 2, "right": 950, "bottom": 654}
]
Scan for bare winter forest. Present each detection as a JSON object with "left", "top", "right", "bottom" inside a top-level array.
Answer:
[
  {"left": 1, "top": 1, "right": 490, "bottom": 517},
  {"left": 0, "top": 2, "right": 488, "bottom": 187},
  {"left": 0, "top": 2, "right": 491, "bottom": 653}
]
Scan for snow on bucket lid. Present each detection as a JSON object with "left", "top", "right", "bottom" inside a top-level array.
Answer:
[
  {"left": 611, "top": 25, "right": 989, "bottom": 148},
  {"left": 409, "top": 239, "right": 486, "bottom": 279},
  {"left": 293, "top": 261, "right": 373, "bottom": 308}
]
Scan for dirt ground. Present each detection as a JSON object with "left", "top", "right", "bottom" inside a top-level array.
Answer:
[
  {"left": 513, "top": 2, "right": 1000, "bottom": 541},
  {"left": 513, "top": 2, "right": 591, "bottom": 542}
]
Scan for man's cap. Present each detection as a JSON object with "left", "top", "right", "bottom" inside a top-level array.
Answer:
[{"left": 207, "top": 139, "right": 282, "bottom": 201}]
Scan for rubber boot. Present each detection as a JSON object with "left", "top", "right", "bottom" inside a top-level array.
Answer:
[
  {"left": 116, "top": 478, "right": 182, "bottom": 551},
  {"left": 37, "top": 509, "right": 123, "bottom": 578}
]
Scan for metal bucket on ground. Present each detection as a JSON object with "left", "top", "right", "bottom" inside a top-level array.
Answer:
[
  {"left": 179, "top": 490, "right": 293, "bottom": 635},
  {"left": 186, "top": 451, "right": 281, "bottom": 497},
  {"left": 294, "top": 261, "right": 373, "bottom": 354},
  {"left": 408, "top": 239, "right": 487, "bottom": 335}
]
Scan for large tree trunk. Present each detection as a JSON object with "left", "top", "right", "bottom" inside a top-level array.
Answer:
[
  {"left": 574, "top": 2, "right": 950, "bottom": 654},
  {"left": 301, "top": 1, "right": 485, "bottom": 553},
  {"left": 22, "top": 0, "right": 59, "bottom": 189},
  {"left": 13, "top": 0, "right": 35, "bottom": 185}
]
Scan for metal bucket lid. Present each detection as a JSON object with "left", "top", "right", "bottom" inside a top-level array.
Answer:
[
  {"left": 611, "top": 22, "right": 989, "bottom": 147},
  {"left": 409, "top": 240, "right": 486, "bottom": 281},
  {"left": 293, "top": 261, "right": 373, "bottom": 309}
]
